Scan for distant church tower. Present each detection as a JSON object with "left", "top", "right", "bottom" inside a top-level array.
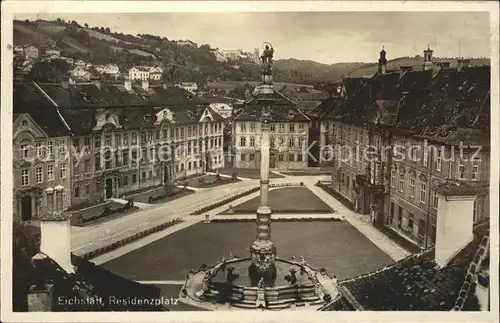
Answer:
[
  {"left": 254, "top": 48, "right": 260, "bottom": 64},
  {"left": 423, "top": 46, "right": 434, "bottom": 71},
  {"left": 378, "top": 47, "right": 387, "bottom": 74}
]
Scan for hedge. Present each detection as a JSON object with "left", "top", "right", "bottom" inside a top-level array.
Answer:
[
  {"left": 227, "top": 209, "right": 334, "bottom": 214},
  {"left": 80, "top": 218, "right": 184, "bottom": 260},
  {"left": 210, "top": 217, "right": 342, "bottom": 223}
]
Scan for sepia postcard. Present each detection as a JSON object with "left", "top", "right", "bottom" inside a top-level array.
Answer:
[{"left": 1, "top": 1, "right": 498, "bottom": 322}]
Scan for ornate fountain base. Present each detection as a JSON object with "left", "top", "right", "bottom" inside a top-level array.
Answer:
[
  {"left": 249, "top": 240, "right": 277, "bottom": 283},
  {"left": 179, "top": 257, "right": 339, "bottom": 311}
]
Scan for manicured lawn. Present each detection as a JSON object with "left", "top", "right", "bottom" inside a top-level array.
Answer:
[
  {"left": 181, "top": 174, "right": 240, "bottom": 188},
  {"left": 216, "top": 168, "right": 285, "bottom": 179},
  {"left": 223, "top": 187, "right": 332, "bottom": 213},
  {"left": 100, "top": 221, "right": 394, "bottom": 282}
]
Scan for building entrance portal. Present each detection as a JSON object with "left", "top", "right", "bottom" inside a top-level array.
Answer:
[
  {"left": 105, "top": 178, "right": 113, "bottom": 199},
  {"left": 21, "top": 195, "right": 32, "bottom": 221}
]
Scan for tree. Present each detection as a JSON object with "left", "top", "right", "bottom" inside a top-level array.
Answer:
[
  {"left": 56, "top": 18, "right": 62, "bottom": 24},
  {"left": 26, "top": 59, "right": 71, "bottom": 82},
  {"left": 84, "top": 23, "right": 88, "bottom": 28},
  {"left": 105, "top": 27, "right": 110, "bottom": 33}
]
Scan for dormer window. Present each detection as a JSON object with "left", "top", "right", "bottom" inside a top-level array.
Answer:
[
  {"left": 21, "top": 120, "right": 28, "bottom": 127},
  {"left": 143, "top": 115, "right": 151, "bottom": 121}
]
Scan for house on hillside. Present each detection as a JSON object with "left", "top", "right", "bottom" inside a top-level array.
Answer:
[
  {"left": 129, "top": 66, "right": 153, "bottom": 81},
  {"left": 213, "top": 50, "right": 227, "bottom": 62},
  {"left": 209, "top": 103, "right": 233, "bottom": 119},
  {"left": 176, "top": 82, "right": 198, "bottom": 94},
  {"left": 75, "top": 59, "right": 86, "bottom": 68},
  {"left": 23, "top": 45, "right": 39, "bottom": 60},
  {"left": 69, "top": 66, "right": 92, "bottom": 81},
  {"left": 104, "top": 64, "right": 119, "bottom": 75},
  {"left": 45, "top": 49, "right": 61, "bottom": 57}
]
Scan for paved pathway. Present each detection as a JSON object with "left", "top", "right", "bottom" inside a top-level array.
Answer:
[{"left": 304, "top": 179, "right": 410, "bottom": 261}]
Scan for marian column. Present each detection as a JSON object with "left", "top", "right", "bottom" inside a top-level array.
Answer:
[{"left": 248, "top": 43, "right": 277, "bottom": 283}]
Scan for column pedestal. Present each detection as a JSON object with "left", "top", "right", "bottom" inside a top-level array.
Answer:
[{"left": 248, "top": 205, "right": 276, "bottom": 284}]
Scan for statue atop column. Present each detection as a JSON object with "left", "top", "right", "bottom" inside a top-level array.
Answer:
[{"left": 261, "top": 43, "right": 274, "bottom": 77}]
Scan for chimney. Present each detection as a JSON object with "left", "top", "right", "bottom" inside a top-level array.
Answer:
[
  {"left": 457, "top": 58, "right": 471, "bottom": 71},
  {"left": 142, "top": 79, "right": 149, "bottom": 91},
  {"left": 434, "top": 184, "right": 476, "bottom": 268},
  {"left": 39, "top": 186, "right": 74, "bottom": 274},
  {"left": 124, "top": 78, "right": 132, "bottom": 92}
]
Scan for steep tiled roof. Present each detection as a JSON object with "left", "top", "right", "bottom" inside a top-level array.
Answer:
[
  {"left": 17, "top": 82, "right": 216, "bottom": 136},
  {"left": 235, "top": 85, "right": 310, "bottom": 122},
  {"left": 319, "top": 66, "right": 490, "bottom": 144},
  {"left": 13, "top": 82, "right": 72, "bottom": 137},
  {"left": 326, "top": 226, "right": 489, "bottom": 311}
]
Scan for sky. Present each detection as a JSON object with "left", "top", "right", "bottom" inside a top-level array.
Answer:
[{"left": 14, "top": 12, "right": 491, "bottom": 64}]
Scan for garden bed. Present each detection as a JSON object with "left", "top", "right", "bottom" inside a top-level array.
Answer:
[
  {"left": 181, "top": 173, "right": 240, "bottom": 188},
  {"left": 224, "top": 187, "right": 332, "bottom": 215},
  {"left": 143, "top": 187, "right": 195, "bottom": 204},
  {"left": 71, "top": 200, "right": 139, "bottom": 227},
  {"left": 216, "top": 168, "right": 285, "bottom": 179}
]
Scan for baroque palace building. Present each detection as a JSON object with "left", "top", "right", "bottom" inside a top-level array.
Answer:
[
  {"left": 13, "top": 78, "right": 224, "bottom": 222},
  {"left": 232, "top": 87, "right": 311, "bottom": 170},
  {"left": 311, "top": 47, "right": 490, "bottom": 249}
]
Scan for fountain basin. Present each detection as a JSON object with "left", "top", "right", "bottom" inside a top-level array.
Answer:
[{"left": 179, "top": 257, "right": 339, "bottom": 310}]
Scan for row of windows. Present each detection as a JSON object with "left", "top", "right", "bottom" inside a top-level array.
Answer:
[
  {"left": 73, "top": 156, "right": 224, "bottom": 198},
  {"left": 238, "top": 122, "right": 306, "bottom": 133},
  {"left": 239, "top": 153, "right": 304, "bottom": 162},
  {"left": 239, "top": 136, "right": 306, "bottom": 148},
  {"left": 21, "top": 163, "right": 66, "bottom": 186},
  {"left": 388, "top": 203, "right": 436, "bottom": 245}
]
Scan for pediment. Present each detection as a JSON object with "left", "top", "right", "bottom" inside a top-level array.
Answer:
[
  {"left": 199, "top": 108, "right": 215, "bottom": 122},
  {"left": 13, "top": 114, "right": 48, "bottom": 141},
  {"left": 156, "top": 108, "right": 175, "bottom": 126},
  {"left": 92, "top": 109, "right": 123, "bottom": 131}
]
